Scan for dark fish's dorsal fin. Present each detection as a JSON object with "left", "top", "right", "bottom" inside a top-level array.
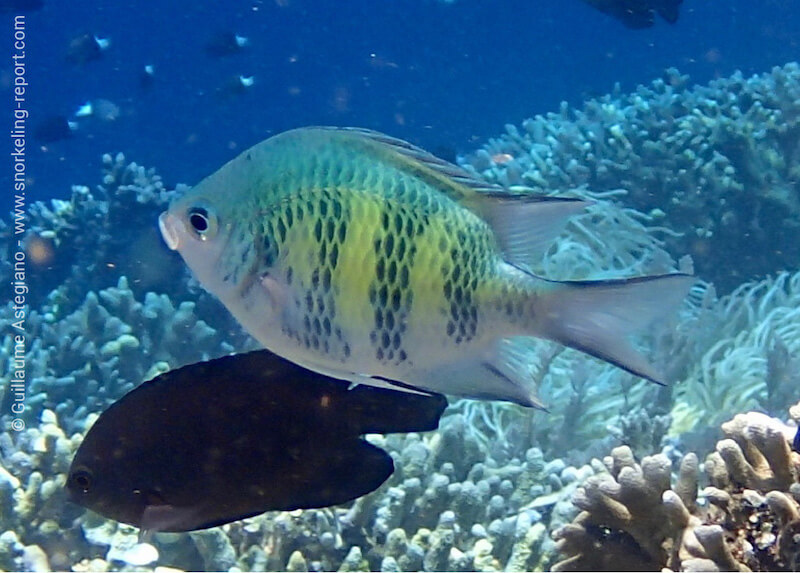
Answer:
[
  {"left": 304, "top": 127, "right": 591, "bottom": 265},
  {"left": 348, "top": 377, "right": 447, "bottom": 434}
]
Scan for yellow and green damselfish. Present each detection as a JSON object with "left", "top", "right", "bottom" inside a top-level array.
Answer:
[{"left": 159, "top": 127, "right": 692, "bottom": 407}]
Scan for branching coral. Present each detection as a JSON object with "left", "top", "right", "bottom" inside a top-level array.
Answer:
[
  {"left": 553, "top": 407, "right": 800, "bottom": 571},
  {"left": 0, "top": 276, "right": 244, "bottom": 436},
  {"left": 671, "top": 270, "right": 800, "bottom": 439},
  {"left": 1, "top": 153, "right": 180, "bottom": 310},
  {"left": 461, "top": 63, "right": 800, "bottom": 290}
]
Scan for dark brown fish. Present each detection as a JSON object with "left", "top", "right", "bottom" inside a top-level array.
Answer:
[
  {"left": 66, "top": 350, "right": 446, "bottom": 532},
  {"left": 33, "top": 115, "right": 76, "bottom": 143},
  {"left": 204, "top": 31, "right": 249, "bottom": 58},
  {"left": 581, "top": 0, "right": 683, "bottom": 28}
]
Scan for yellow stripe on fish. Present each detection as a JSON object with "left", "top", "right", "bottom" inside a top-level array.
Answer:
[{"left": 159, "top": 126, "right": 693, "bottom": 407}]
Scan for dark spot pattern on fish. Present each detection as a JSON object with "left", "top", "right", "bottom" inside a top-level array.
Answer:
[
  {"left": 223, "top": 224, "right": 261, "bottom": 287},
  {"left": 368, "top": 202, "right": 416, "bottom": 365},
  {"left": 261, "top": 233, "right": 278, "bottom": 268},
  {"left": 269, "top": 188, "right": 353, "bottom": 362},
  {"left": 440, "top": 219, "right": 492, "bottom": 344},
  {"left": 276, "top": 218, "right": 287, "bottom": 242}
]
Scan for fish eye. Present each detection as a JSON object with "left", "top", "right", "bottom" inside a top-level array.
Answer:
[
  {"left": 187, "top": 205, "right": 218, "bottom": 240},
  {"left": 70, "top": 468, "right": 94, "bottom": 493},
  {"left": 189, "top": 208, "right": 209, "bottom": 232}
]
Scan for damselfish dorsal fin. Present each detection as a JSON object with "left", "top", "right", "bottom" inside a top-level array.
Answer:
[
  {"left": 477, "top": 191, "right": 591, "bottom": 267},
  {"left": 310, "top": 126, "right": 502, "bottom": 202},
  {"left": 309, "top": 127, "right": 590, "bottom": 265}
]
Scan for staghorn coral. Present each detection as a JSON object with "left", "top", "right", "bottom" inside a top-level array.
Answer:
[{"left": 553, "top": 407, "right": 800, "bottom": 571}]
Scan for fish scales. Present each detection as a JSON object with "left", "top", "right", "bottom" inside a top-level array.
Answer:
[
  {"left": 250, "top": 136, "right": 504, "bottom": 367},
  {"left": 160, "top": 126, "right": 693, "bottom": 406}
]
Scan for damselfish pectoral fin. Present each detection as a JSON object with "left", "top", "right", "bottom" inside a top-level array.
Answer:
[
  {"left": 259, "top": 274, "right": 288, "bottom": 310},
  {"left": 537, "top": 273, "right": 694, "bottom": 384}
]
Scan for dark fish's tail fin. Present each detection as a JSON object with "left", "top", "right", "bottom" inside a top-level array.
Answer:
[
  {"left": 656, "top": 0, "right": 683, "bottom": 23},
  {"left": 535, "top": 273, "right": 694, "bottom": 384},
  {"left": 347, "top": 382, "right": 448, "bottom": 434}
]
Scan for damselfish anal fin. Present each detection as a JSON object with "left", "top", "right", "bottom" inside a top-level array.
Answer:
[{"left": 482, "top": 337, "right": 548, "bottom": 409}]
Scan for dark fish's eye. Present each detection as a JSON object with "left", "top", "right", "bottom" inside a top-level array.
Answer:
[
  {"left": 70, "top": 468, "right": 94, "bottom": 493},
  {"left": 187, "top": 205, "right": 219, "bottom": 240}
]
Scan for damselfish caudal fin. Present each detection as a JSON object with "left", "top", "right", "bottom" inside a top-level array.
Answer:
[{"left": 536, "top": 273, "right": 694, "bottom": 384}]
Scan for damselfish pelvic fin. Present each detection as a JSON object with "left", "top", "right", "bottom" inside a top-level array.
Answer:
[
  {"left": 66, "top": 350, "right": 447, "bottom": 532},
  {"left": 344, "top": 371, "right": 434, "bottom": 398},
  {"left": 538, "top": 273, "right": 695, "bottom": 384}
]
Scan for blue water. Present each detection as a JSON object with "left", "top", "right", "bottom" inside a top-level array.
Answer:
[{"left": 2, "top": 0, "right": 798, "bottom": 202}]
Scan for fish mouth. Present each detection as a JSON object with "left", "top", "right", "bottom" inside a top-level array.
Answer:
[{"left": 158, "top": 212, "right": 182, "bottom": 251}]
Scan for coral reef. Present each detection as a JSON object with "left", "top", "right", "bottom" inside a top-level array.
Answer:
[
  {"left": 0, "top": 275, "right": 242, "bottom": 436},
  {"left": 1, "top": 153, "right": 178, "bottom": 310},
  {"left": 553, "top": 407, "right": 800, "bottom": 571},
  {"left": 1, "top": 63, "right": 799, "bottom": 571},
  {"left": 460, "top": 63, "right": 800, "bottom": 291},
  {"left": 670, "top": 270, "right": 800, "bottom": 441}
]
